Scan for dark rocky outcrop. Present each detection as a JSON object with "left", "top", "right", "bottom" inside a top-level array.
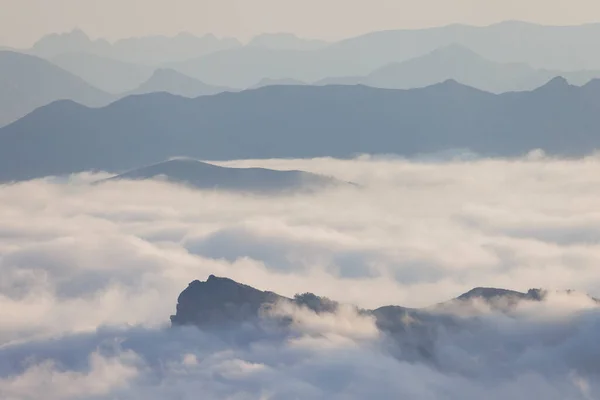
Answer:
[
  {"left": 171, "top": 277, "right": 597, "bottom": 330},
  {"left": 170, "top": 275, "right": 339, "bottom": 328},
  {"left": 170, "top": 276, "right": 599, "bottom": 364}
]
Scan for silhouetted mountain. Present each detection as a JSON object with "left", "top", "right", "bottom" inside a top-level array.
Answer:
[
  {"left": 330, "top": 21, "right": 600, "bottom": 72},
  {"left": 251, "top": 77, "right": 307, "bottom": 89},
  {"left": 4, "top": 81, "right": 600, "bottom": 182},
  {"left": 170, "top": 22, "right": 600, "bottom": 88},
  {"left": 128, "top": 69, "right": 232, "bottom": 97},
  {"left": 30, "top": 29, "right": 111, "bottom": 59},
  {"left": 362, "top": 45, "right": 550, "bottom": 93},
  {"left": 317, "top": 45, "right": 600, "bottom": 93},
  {"left": 107, "top": 33, "right": 242, "bottom": 65},
  {"left": 0, "top": 51, "right": 113, "bottom": 127},
  {"left": 170, "top": 47, "right": 332, "bottom": 88},
  {"left": 30, "top": 29, "right": 241, "bottom": 65},
  {"left": 50, "top": 52, "right": 154, "bottom": 93},
  {"left": 101, "top": 158, "right": 343, "bottom": 193},
  {"left": 248, "top": 33, "right": 329, "bottom": 51},
  {"left": 170, "top": 276, "right": 286, "bottom": 327}
]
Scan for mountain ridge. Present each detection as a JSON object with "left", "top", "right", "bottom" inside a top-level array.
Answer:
[
  {"left": 127, "top": 69, "right": 233, "bottom": 97},
  {"left": 170, "top": 275, "right": 599, "bottom": 329},
  {"left": 3, "top": 80, "right": 600, "bottom": 182},
  {"left": 100, "top": 158, "right": 346, "bottom": 193},
  {"left": 0, "top": 50, "right": 114, "bottom": 127}
]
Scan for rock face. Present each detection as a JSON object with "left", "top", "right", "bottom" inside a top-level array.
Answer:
[
  {"left": 170, "top": 275, "right": 339, "bottom": 327},
  {"left": 170, "top": 276, "right": 599, "bottom": 363},
  {"left": 171, "top": 277, "right": 597, "bottom": 330},
  {"left": 170, "top": 275, "right": 285, "bottom": 327}
]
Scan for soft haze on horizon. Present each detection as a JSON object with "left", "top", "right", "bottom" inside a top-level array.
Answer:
[{"left": 2, "top": 0, "right": 600, "bottom": 47}]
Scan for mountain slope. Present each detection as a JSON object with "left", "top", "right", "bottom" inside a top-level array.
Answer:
[
  {"left": 102, "top": 158, "right": 343, "bottom": 193},
  {"left": 318, "top": 45, "right": 600, "bottom": 93},
  {"left": 50, "top": 52, "right": 154, "bottom": 93},
  {"left": 2, "top": 80, "right": 600, "bottom": 182},
  {"left": 0, "top": 51, "right": 114, "bottom": 127},
  {"left": 364, "top": 45, "right": 548, "bottom": 93},
  {"left": 128, "top": 69, "right": 232, "bottom": 97}
]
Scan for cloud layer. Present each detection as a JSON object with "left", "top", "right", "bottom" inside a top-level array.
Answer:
[{"left": 1, "top": 155, "right": 600, "bottom": 399}]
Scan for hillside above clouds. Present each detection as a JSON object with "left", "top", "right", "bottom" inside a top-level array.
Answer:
[
  {"left": 171, "top": 275, "right": 599, "bottom": 345},
  {"left": 101, "top": 158, "right": 345, "bottom": 193}
]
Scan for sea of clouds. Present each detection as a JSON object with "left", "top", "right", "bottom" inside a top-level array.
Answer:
[{"left": 1, "top": 155, "right": 599, "bottom": 399}]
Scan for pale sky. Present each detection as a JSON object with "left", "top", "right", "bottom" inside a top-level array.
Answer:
[{"left": 2, "top": 0, "right": 600, "bottom": 47}]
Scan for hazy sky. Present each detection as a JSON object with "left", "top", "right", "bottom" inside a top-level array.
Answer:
[{"left": 2, "top": 0, "right": 600, "bottom": 47}]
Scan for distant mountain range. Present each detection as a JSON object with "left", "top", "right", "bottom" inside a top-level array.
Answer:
[
  {"left": 8, "top": 23, "right": 600, "bottom": 97},
  {"left": 251, "top": 77, "right": 307, "bottom": 89},
  {"left": 21, "top": 22, "right": 600, "bottom": 74},
  {"left": 317, "top": 45, "right": 600, "bottom": 93},
  {"left": 29, "top": 29, "right": 242, "bottom": 65},
  {"left": 100, "top": 158, "right": 344, "bottom": 193},
  {"left": 0, "top": 51, "right": 114, "bottom": 127},
  {"left": 246, "top": 33, "right": 329, "bottom": 51},
  {"left": 166, "top": 21, "right": 600, "bottom": 88},
  {"left": 3, "top": 79, "right": 600, "bottom": 182}
]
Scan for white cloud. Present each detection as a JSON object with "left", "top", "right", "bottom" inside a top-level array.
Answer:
[{"left": 0, "top": 156, "right": 599, "bottom": 399}]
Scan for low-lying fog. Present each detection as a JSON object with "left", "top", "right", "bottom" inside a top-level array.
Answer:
[{"left": 1, "top": 155, "right": 599, "bottom": 399}]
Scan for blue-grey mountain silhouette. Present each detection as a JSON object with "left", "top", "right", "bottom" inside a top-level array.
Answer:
[
  {"left": 50, "top": 52, "right": 154, "bottom": 93},
  {"left": 169, "top": 21, "right": 600, "bottom": 88},
  {"left": 127, "top": 69, "right": 232, "bottom": 98},
  {"left": 316, "top": 45, "right": 600, "bottom": 93},
  {"left": 247, "top": 33, "right": 329, "bottom": 51},
  {"left": 251, "top": 77, "right": 307, "bottom": 89},
  {"left": 0, "top": 51, "right": 113, "bottom": 127},
  {"left": 31, "top": 29, "right": 241, "bottom": 65},
  {"left": 101, "top": 158, "right": 343, "bottom": 193},
  {"left": 317, "top": 45, "right": 600, "bottom": 93},
  {"left": 2, "top": 80, "right": 600, "bottom": 182}
]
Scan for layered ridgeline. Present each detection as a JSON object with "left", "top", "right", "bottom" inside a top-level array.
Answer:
[
  {"left": 30, "top": 29, "right": 242, "bottom": 64},
  {"left": 0, "top": 51, "right": 114, "bottom": 127},
  {"left": 169, "top": 21, "right": 600, "bottom": 88},
  {"left": 3, "top": 79, "right": 600, "bottom": 182},
  {"left": 171, "top": 275, "right": 599, "bottom": 362},
  {"left": 100, "top": 158, "right": 346, "bottom": 193},
  {"left": 11, "top": 23, "right": 600, "bottom": 92},
  {"left": 317, "top": 45, "right": 600, "bottom": 93},
  {"left": 126, "top": 69, "right": 233, "bottom": 98},
  {"left": 172, "top": 275, "right": 599, "bottom": 328},
  {"left": 49, "top": 52, "right": 155, "bottom": 94}
]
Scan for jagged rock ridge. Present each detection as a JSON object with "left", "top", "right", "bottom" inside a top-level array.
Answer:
[{"left": 171, "top": 275, "right": 597, "bottom": 330}]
